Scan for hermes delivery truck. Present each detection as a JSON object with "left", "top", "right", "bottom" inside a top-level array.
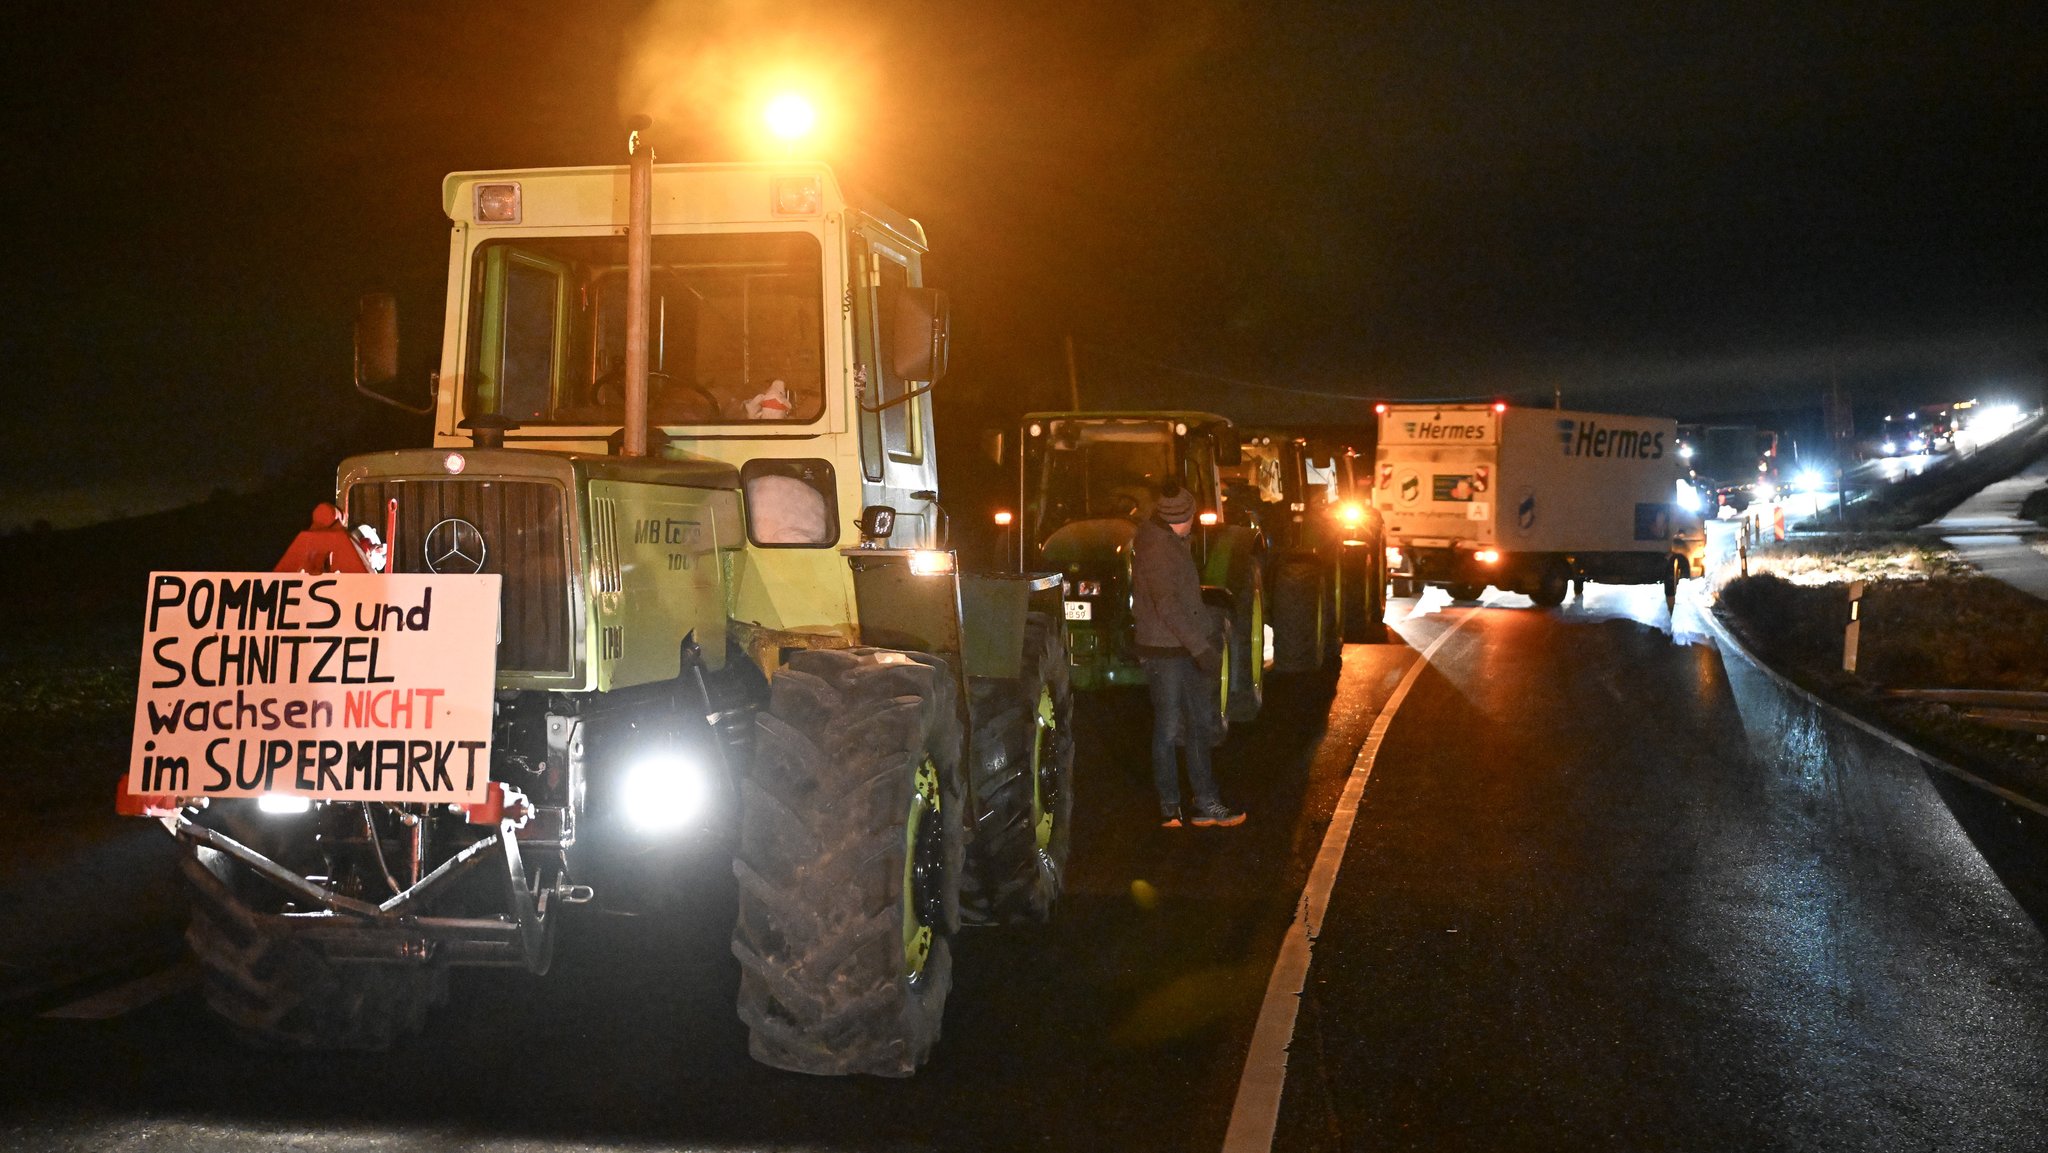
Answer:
[{"left": 1376, "top": 404, "right": 1703, "bottom": 606}]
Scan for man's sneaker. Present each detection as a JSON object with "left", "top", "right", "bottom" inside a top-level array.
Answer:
[
  {"left": 1189, "top": 800, "right": 1246, "bottom": 828},
  {"left": 1160, "top": 806, "right": 1185, "bottom": 829}
]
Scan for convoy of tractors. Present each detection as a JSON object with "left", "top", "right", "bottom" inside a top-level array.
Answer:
[{"left": 116, "top": 114, "right": 1703, "bottom": 1077}]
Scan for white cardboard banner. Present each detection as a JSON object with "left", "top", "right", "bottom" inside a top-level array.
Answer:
[{"left": 128, "top": 572, "right": 501, "bottom": 803}]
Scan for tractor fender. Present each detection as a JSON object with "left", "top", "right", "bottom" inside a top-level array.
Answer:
[{"left": 1199, "top": 524, "right": 1263, "bottom": 599}]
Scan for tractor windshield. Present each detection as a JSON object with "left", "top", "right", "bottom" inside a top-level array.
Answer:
[
  {"left": 463, "top": 232, "right": 825, "bottom": 427},
  {"left": 1027, "top": 420, "right": 1177, "bottom": 545}
]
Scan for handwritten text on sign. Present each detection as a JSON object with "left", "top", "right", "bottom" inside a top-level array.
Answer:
[{"left": 129, "top": 572, "right": 500, "bottom": 803}]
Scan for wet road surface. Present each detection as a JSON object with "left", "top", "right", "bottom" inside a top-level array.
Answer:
[
  {"left": 6, "top": 581, "right": 2046, "bottom": 1150},
  {"left": 0, "top": 646, "right": 1416, "bottom": 1150},
  {"left": 1274, "top": 585, "right": 2048, "bottom": 1152}
]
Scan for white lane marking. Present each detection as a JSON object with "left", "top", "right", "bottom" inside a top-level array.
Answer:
[
  {"left": 40, "top": 962, "right": 197, "bottom": 1020},
  {"left": 1689, "top": 587, "right": 2048, "bottom": 820},
  {"left": 1222, "top": 609, "right": 1477, "bottom": 1153}
]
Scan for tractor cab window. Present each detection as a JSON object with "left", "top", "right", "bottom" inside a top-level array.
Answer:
[
  {"left": 464, "top": 232, "right": 825, "bottom": 427},
  {"left": 1028, "top": 420, "right": 1175, "bottom": 546}
]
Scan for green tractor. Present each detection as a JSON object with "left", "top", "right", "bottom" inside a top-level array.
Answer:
[
  {"left": 1006, "top": 412, "right": 1266, "bottom": 726},
  {"left": 117, "top": 124, "right": 1074, "bottom": 1077},
  {"left": 1224, "top": 428, "right": 1390, "bottom": 667}
]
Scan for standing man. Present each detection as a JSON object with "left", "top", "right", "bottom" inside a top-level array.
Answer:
[{"left": 1131, "top": 482, "right": 1247, "bottom": 829}]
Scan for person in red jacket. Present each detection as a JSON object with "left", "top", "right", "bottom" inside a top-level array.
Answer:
[{"left": 1131, "top": 482, "right": 1246, "bottom": 828}]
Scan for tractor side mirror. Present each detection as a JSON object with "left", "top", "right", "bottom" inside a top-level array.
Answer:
[
  {"left": 354, "top": 293, "right": 398, "bottom": 388},
  {"left": 891, "top": 286, "right": 951, "bottom": 383},
  {"left": 1215, "top": 428, "right": 1243, "bottom": 467},
  {"left": 353, "top": 292, "right": 436, "bottom": 414}
]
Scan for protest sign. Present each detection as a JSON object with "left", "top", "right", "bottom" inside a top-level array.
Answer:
[{"left": 128, "top": 572, "right": 500, "bottom": 804}]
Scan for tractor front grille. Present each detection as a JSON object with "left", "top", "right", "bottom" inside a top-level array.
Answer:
[{"left": 347, "top": 479, "right": 574, "bottom": 676}]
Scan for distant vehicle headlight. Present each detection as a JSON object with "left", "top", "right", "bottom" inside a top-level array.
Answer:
[{"left": 1795, "top": 469, "right": 1827, "bottom": 493}]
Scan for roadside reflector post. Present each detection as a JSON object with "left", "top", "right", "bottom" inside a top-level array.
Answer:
[
  {"left": 1843, "top": 580, "right": 1866, "bottom": 673},
  {"left": 1738, "top": 525, "right": 1749, "bottom": 579},
  {"left": 1773, "top": 503, "right": 1786, "bottom": 542}
]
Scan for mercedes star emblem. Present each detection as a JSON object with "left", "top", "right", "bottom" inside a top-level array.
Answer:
[{"left": 423, "top": 518, "right": 487, "bottom": 575}]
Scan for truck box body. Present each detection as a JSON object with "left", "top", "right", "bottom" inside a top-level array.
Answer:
[{"left": 1376, "top": 405, "right": 1691, "bottom": 597}]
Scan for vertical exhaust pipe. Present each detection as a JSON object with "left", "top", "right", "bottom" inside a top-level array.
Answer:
[{"left": 622, "top": 116, "right": 654, "bottom": 457}]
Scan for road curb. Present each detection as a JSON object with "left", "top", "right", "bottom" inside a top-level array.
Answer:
[{"left": 1689, "top": 585, "right": 2048, "bottom": 820}]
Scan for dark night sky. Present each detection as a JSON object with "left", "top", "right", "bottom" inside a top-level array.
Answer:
[{"left": 3, "top": 1, "right": 2043, "bottom": 525}]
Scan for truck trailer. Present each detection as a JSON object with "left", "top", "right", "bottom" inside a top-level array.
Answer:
[{"left": 1376, "top": 404, "right": 1701, "bottom": 606}]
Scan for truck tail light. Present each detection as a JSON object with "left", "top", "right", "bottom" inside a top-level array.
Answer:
[{"left": 1475, "top": 549, "right": 1500, "bottom": 564}]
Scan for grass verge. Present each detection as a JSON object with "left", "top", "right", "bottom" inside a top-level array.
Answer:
[{"left": 1715, "top": 538, "right": 2048, "bottom": 803}]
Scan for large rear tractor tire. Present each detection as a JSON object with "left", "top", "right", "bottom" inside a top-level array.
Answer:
[
  {"left": 1268, "top": 558, "right": 1328, "bottom": 674},
  {"left": 182, "top": 849, "right": 448, "bottom": 1051},
  {"left": 733, "top": 647, "right": 965, "bottom": 1077},
  {"left": 1226, "top": 566, "right": 1265, "bottom": 724},
  {"left": 1339, "top": 549, "right": 1387, "bottom": 643},
  {"left": 961, "top": 614, "right": 1075, "bottom": 925}
]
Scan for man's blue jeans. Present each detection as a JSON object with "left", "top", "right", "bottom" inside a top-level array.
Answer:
[{"left": 1141, "top": 654, "right": 1222, "bottom": 811}]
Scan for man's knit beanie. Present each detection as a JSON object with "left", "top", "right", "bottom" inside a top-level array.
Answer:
[{"left": 1154, "top": 485, "right": 1196, "bottom": 525}]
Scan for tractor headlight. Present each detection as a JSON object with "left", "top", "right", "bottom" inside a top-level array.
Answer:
[{"left": 620, "top": 752, "right": 709, "bottom": 831}]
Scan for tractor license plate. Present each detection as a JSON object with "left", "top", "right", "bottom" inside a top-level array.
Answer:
[{"left": 1064, "top": 600, "right": 1092, "bottom": 621}]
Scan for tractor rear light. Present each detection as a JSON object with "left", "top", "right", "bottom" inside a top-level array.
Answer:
[
  {"left": 257, "top": 794, "right": 313, "bottom": 815},
  {"left": 773, "top": 175, "right": 822, "bottom": 215},
  {"left": 1336, "top": 501, "right": 1366, "bottom": 528},
  {"left": 1198, "top": 511, "right": 1219, "bottom": 526},
  {"left": 993, "top": 510, "right": 1014, "bottom": 526},
  {"left": 908, "top": 550, "right": 955, "bottom": 576},
  {"left": 1492, "top": 401, "right": 1507, "bottom": 413},
  {"left": 474, "top": 182, "right": 522, "bottom": 224},
  {"left": 443, "top": 452, "right": 466, "bottom": 475},
  {"left": 1475, "top": 549, "right": 1501, "bottom": 564}
]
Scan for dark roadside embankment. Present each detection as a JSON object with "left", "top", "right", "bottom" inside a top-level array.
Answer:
[{"left": 0, "top": 479, "right": 326, "bottom": 1005}]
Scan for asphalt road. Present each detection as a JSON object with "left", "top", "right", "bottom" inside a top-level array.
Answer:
[
  {"left": 1274, "top": 585, "right": 2048, "bottom": 1152},
  {"left": 5, "top": 581, "right": 2045, "bottom": 1151},
  {"left": 0, "top": 642, "right": 1417, "bottom": 1151}
]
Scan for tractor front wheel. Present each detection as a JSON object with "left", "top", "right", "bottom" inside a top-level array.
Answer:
[{"left": 733, "top": 647, "right": 965, "bottom": 1077}]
